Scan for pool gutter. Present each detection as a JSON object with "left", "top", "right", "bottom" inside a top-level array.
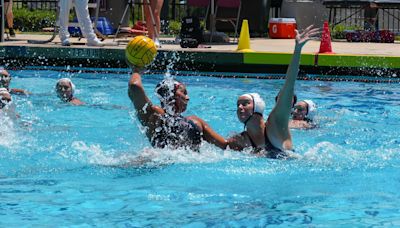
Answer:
[{"left": 1, "top": 45, "right": 400, "bottom": 79}]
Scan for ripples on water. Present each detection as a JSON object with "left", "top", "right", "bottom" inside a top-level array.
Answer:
[{"left": 1, "top": 70, "right": 400, "bottom": 226}]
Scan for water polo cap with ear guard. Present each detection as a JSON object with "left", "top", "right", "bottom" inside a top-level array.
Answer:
[
  {"left": 0, "top": 87, "right": 11, "bottom": 109},
  {"left": 240, "top": 93, "right": 266, "bottom": 128},
  {"left": 303, "top": 99, "right": 317, "bottom": 121},
  {"left": 56, "top": 78, "right": 76, "bottom": 95}
]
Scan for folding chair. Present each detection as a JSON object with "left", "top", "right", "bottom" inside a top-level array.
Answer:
[{"left": 213, "top": 0, "right": 242, "bottom": 42}]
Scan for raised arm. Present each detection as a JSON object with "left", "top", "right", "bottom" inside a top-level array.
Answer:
[
  {"left": 10, "top": 88, "right": 31, "bottom": 95},
  {"left": 267, "top": 25, "right": 320, "bottom": 149},
  {"left": 128, "top": 68, "right": 163, "bottom": 126}
]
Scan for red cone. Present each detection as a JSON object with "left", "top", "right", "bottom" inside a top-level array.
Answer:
[{"left": 319, "top": 21, "right": 334, "bottom": 54}]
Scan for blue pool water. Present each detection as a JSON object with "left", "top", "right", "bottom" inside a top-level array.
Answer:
[{"left": 1, "top": 69, "right": 400, "bottom": 226}]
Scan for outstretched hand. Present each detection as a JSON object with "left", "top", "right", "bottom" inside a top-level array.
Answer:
[
  {"left": 295, "top": 25, "right": 321, "bottom": 50},
  {"left": 126, "top": 60, "right": 145, "bottom": 73}
]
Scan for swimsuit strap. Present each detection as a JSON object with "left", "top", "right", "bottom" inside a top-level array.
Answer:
[
  {"left": 264, "top": 126, "right": 288, "bottom": 159},
  {"left": 263, "top": 126, "right": 275, "bottom": 150},
  {"left": 245, "top": 126, "right": 283, "bottom": 156}
]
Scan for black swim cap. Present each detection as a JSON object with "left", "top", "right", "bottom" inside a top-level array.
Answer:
[{"left": 154, "top": 79, "right": 183, "bottom": 106}]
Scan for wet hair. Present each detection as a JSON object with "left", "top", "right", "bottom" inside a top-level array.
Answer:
[
  {"left": 275, "top": 92, "right": 297, "bottom": 108},
  {"left": 154, "top": 78, "right": 183, "bottom": 108}
]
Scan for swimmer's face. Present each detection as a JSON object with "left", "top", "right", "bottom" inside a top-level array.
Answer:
[
  {"left": 174, "top": 84, "right": 189, "bottom": 113},
  {"left": 237, "top": 96, "right": 254, "bottom": 123},
  {"left": 0, "top": 70, "right": 11, "bottom": 88},
  {"left": 0, "top": 92, "right": 12, "bottom": 109},
  {"left": 292, "top": 101, "right": 308, "bottom": 120},
  {"left": 56, "top": 81, "right": 73, "bottom": 102}
]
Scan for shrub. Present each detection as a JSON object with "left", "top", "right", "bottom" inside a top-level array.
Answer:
[
  {"left": 331, "top": 24, "right": 362, "bottom": 39},
  {"left": 169, "top": 20, "right": 181, "bottom": 35},
  {"left": 13, "top": 8, "right": 56, "bottom": 32}
]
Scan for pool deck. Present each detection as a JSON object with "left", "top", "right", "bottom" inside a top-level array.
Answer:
[{"left": 1, "top": 34, "right": 400, "bottom": 78}]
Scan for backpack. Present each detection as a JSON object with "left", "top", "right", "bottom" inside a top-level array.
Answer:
[{"left": 180, "top": 16, "right": 204, "bottom": 48}]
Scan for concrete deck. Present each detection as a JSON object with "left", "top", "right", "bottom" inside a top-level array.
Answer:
[{"left": 1, "top": 33, "right": 400, "bottom": 77}]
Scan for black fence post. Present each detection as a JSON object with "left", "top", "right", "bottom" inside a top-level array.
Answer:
[
  {"left": 1, "top": 0, "right": 4, "bottom": 42},
  {"left": 161, "top": 0, "right": 169, "bottom": 34}
]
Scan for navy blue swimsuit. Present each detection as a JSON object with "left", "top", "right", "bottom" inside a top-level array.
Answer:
[
  {"left": 151, "top": 114, "right": 202, "bottom": 151},
  {"left": 244, "top": 127, "right": 287, "bottom": 159}
]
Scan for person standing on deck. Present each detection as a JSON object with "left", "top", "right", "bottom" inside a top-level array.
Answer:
[{"left": 58, "top": 0, "right": 104, "bottom": 46}]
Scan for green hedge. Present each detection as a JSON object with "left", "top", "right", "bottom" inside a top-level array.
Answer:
[
  {"left": 168, "top": 20, "right": 181, "bottom": 35},
  {"left": 12, "top": 7, "right": 186, "bottom": 36},
  {"left": 13, "top": 8, "right": 57, "bottom": 32},
  {"left": 331, "top": 24, "right": 363, "bottom": 39}
]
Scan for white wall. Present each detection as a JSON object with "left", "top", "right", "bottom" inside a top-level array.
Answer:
[{"left": 280, "top": 0, "right": 329, "bottom": 30}]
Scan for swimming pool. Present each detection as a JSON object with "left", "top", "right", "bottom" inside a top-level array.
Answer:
[{"left": 1, "top": 68, "right": 400, "bottom": 226}]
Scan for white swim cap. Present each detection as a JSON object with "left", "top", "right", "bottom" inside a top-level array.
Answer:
[
  {"left": 0, "top": 87, "right": 9, "bottom": 95},
  {"left": 303, "top": 99, "right": 316, "bottom": 120},
  {"left": 57, "top": 78, "right": 76, "bottom": 95},
  {"left": 0, "top": 87, "right": 11, "bottom": 109},
  {"left": 241, "top": 93, "right": 265, "bottom": 115}
]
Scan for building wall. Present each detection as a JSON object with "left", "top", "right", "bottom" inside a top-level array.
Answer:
[
  {"left": 280, "top": 0, "right": 329, "bottom": 30},
  {"left": 216, "top": 0, "right": 270, "bottom": 36},
  {"left": 98, "top": 0, "right": 130, "bottom": 28}
]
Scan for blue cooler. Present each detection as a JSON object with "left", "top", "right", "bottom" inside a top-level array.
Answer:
[{"left": 68, "top": 17, "right": 115, "bottom": 36}]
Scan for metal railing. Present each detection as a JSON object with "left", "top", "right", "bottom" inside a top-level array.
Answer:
[
  {"left": 327, "top": 6, "right": 400, "bottom": 34},
  {"left": 12, "top": 0, "right": 187, "bottom": 20},
  {"left": 12, "top": 1, "right": 279, "bottom": 24},
  {"left": 14, "top": 0, "right": 57, "bottom": 10},
  {"left": 1, "top": 0, "right": 4, "bottom": 42},
  {"left": 5, "top": 0, "right": 280, "bottom": 38},
  {"left": 131, "top": 0, "right": 186, "bottom": 22}
]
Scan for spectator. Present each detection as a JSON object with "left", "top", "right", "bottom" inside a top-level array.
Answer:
[
  {"left": 58, "top": 0, "right": 104, "bottom": 46},
  {"left": 4, "top": 0, "right": 15, "bottom": 37},
  {"left": 144, "top": 0, "right": 164, "bottom": 47}
]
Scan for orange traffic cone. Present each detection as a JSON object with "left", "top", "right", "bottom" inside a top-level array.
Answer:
[{"left": 319, "top": 21, "right": 334, "bottom": 54}]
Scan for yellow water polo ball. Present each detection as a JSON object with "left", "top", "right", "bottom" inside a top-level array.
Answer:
[{"left": 125, "top": 36, "right": 157, "bottom": 68}]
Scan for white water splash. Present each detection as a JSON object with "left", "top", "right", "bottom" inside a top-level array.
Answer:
[
  {"left": 70, "top": 141, "right": 125, "bottom": 166},
  {"left": 70, "top": 140, "right": 239, "bottom": 168},
  {"left": 301, "top": 141, "right": 400, "bottom": 170},
  {"left": 90, "top": 92, "right": 109, "bottom": 104},
  {"left": 0, "top": 113, "right": 20, "bottom": 148}
]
